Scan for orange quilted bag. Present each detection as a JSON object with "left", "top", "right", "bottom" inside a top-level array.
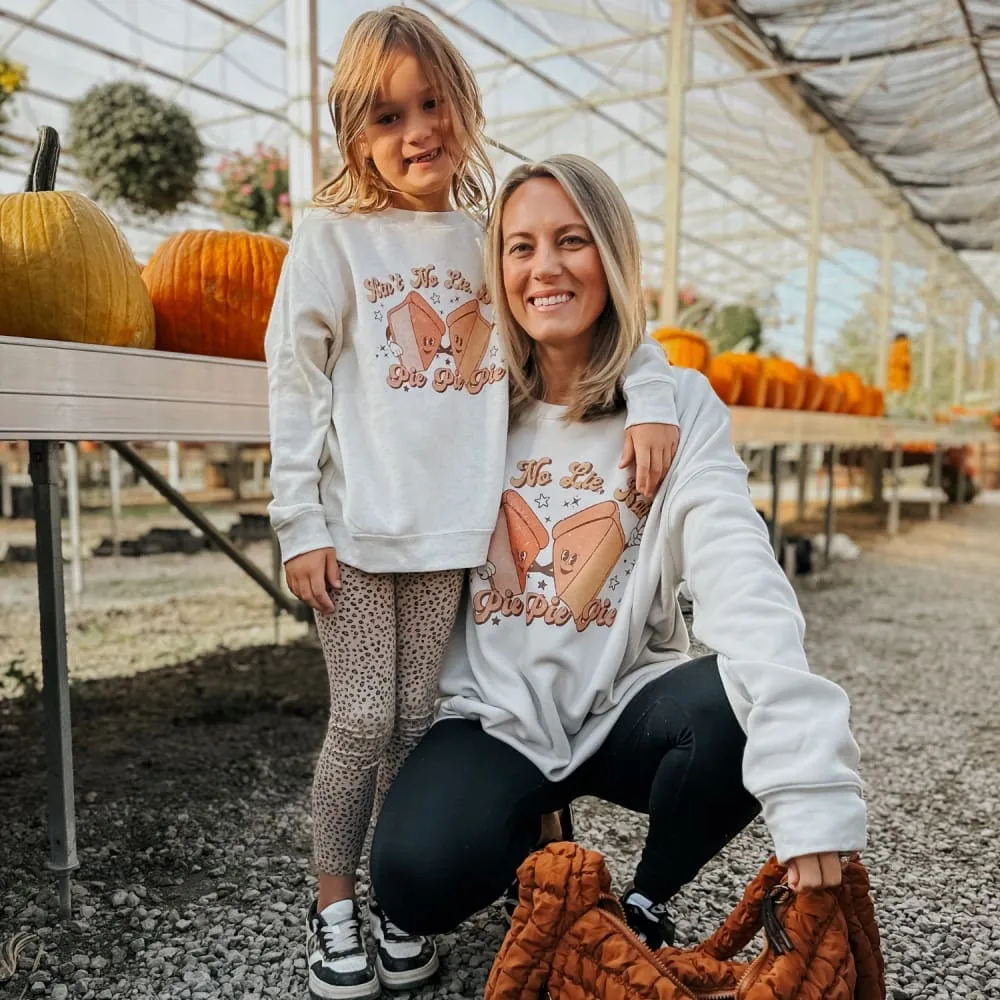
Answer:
[{"left": 486, "top": 842, "right": 885, "bottom": 1000}]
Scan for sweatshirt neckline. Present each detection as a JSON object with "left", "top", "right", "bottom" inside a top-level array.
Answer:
[
  {"left": 379, "top": 206, "right": 467, "bottom": 226},
  {"left": 525, "top": 399, "right": 569, "bottom": 421}
]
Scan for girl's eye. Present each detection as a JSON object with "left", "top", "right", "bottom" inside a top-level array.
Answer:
[
  {"left": 376, "top": 113, "right": 399, "bottom": 126},
  {"left": 423, "top": 98, "right": 438, "bottom": 111}
]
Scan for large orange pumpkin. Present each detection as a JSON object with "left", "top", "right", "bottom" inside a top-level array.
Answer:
[
  {"left": 887, "top": 333, "right": 912, "bottom": 393},
  {"left": 142, "top": 230, "right": 288, "bottom": 361},
  {"left": 652, "top": 327, "right": 710, "bottom": 372},
  {"left": 820, "top": 375, "right": 847, "bottom": 413},
  {"left": 706, "top": 354, "right": 743, "bottom": 405},
  {"left": 831, "top": 371, "right": 865, "bottom": 414},
  {"left": 763, "top": 358, "right": 806, "bottom": 410}
]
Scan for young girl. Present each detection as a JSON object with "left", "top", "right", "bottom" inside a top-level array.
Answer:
[{"left": 265, "top": 8, "right": 680, "bottom": 999}]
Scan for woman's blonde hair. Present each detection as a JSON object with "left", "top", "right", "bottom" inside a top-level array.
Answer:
[
  {"left": 314, "top": 5, "right": 494, "bottom": 217},
  {"left": 486, "top": 154, "right": 646, "bottom": 422}
]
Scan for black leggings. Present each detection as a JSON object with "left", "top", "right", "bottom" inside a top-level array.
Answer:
[{"left": 370, "top": 655, "right": 760, "bottom": 935}]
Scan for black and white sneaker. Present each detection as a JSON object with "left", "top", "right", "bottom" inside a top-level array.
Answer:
[
  {"left": 306, "top": 898, "right": 380, "bottom": 1000},
  {"left": 502, "top": 804, "right": 575, "bottom": 924},
  {"left": 621, "top": 885, "right": 676, "bottom": 950},
  {"left": 369, "top": 897, "right": 439, "bottom": 990}
]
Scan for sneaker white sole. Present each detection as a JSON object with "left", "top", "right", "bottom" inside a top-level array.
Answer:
[
  {"left": 308, "top": 969, "right": 382, "bottom": 1000},
  {"left": 375, "top": 950, "right": 439, "bottom": 990}
]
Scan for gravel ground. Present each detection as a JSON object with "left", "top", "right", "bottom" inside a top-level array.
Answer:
[{"left": 2, "top": 502, "right": 999, "bottom": 1000}]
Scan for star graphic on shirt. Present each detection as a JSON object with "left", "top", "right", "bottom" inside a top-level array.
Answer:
[
  {"left": 571, "top": 496, "right": 582, "bottom": 507},
  {"left": 537, "top": 579, "right": 547, "bottom": 592},
  {"left": 544, "top": 516, "right": 551, "bottom": 524},
  {"left": 608, "top": 575, "right": 620, "bottom": 591},
  {"left": 492, "top": 616, "right": 501, "bottom": 626},
  {"left": 624, "top": 567, "right": 632, "bottom": 577},
  {"left": 403, "top": 385, "right": 410, "bottom": 392},
  {"left": 374, "top": 309, "right": 384, "bottom": 322},
  {"left": 489, "top": 344, "right": 499, "bottom": 359},
  {"left": 377, "top": 344, "right": 389, "bottom": 358},
  {"left": 431, "top": 292, "right": 441, "bottom": 305},
  {"left": 534, "top": 493, "right": 550, "bottom": 510},
  {"left": 563, "top": 499, "right": 572, "bottom": 508}
]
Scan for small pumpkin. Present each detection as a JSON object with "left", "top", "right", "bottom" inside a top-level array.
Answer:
[
  {"left": 831, "top": 371, "right": 865, "bottom": 414},
  {"left": 0, "top": 126, "right": 155, "bottom": 348},
  {"left": 763, "top": 358, "right": 806, "bottom": 410},
  {"left": 719, "top": 352, "right": 769, "bottom": 407},
  {"left": 706, "top": 354, "right": 743, "bottom": 405},
  {"left": 652, "top": 327, "right": 711, "bottom": 373},
  {"left": 820, "top": 375, "right": 847, "bottom": 413},
  {"left": 887, "top": 333, "right": 912, "bottom": 393},
  {"left": 142, "top": 229, "right": 288, "bottom": 361},
  {"left": 800, "top": 366, "right": 826, "bottom": 411},
  {"left": 860, "top": 385, "right": 885, "bottom": 417}
]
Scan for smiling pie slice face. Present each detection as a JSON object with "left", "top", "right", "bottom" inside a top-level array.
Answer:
[
  {"left": 552, "top": 500, "right": 625, "bottom": 621},
  {"left": 486, "top": 490, "right": 549, "bottom": 595},
  {"left": 387, "top": 291, "right": 445, "bottom": 371},
  {"left": 446, "top": 299, "right": 492, "bottom": 380}
]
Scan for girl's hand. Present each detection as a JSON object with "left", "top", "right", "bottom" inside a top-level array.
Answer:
[
  {"left": 285, "top": 547, "right": 342, "bottom": 613},
  {"left": 620, "top": 423, "right": 680, "bottom": 498},
  {"left": 786, "top": 852, "right": 843, "bottom": 891}
]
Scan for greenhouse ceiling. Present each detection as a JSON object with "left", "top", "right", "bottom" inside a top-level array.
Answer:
[{"left": 1, "top": 0, "right": 999, "bottom": 366}]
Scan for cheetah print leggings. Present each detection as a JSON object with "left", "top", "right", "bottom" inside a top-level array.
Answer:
[{"left": 312, "top": 562, "right": 464, "bottom": 876}]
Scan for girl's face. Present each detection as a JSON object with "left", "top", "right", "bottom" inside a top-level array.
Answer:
[
  {"left": 501, "top": 177, "right": 609, "bottom": 352},
  {"left": 362, "top": 48, "right": 457, "bottom": 212}
]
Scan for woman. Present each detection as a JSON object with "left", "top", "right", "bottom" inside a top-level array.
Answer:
[{"left": 369, "top": 154, "right": 867, "bottom": 947}]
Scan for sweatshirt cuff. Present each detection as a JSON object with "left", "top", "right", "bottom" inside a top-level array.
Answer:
[
  {"left": 272, "top": 509, "right": 335, "bottom": 564},
  {"left": 761, "top": 785, "right": 868, "bottom": 864},
  {"left": 622, "top": 377, "right": 679, "bottom": 429}
]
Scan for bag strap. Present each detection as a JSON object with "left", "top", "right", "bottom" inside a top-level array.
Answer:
[{"left": 699, "top": 857, "right": 787, "bottom": 961}]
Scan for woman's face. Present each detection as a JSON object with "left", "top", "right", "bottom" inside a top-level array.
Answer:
[{"left": 500, "top": 177, "right": 609, "bottom": 352}]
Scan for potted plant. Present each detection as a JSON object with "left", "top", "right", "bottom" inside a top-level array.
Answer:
[
  {"left": 213, "top": 145, "right": 292, "bottom": 238},
  {"left": 68, "top": 81, "right": 203, "bottom": 216}
]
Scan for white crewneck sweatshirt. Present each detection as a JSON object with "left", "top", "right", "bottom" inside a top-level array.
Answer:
[
  {"left": 438, "top": 367, "right": 867, "bottom": 862},
  {"left": 265, "top": 207, "right": 679, "bottom": 573}
]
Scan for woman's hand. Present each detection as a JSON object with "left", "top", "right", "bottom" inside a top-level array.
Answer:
[
  {"left": 786, "top": 852, "right": 844, "bottom": 891},
  {"left": 620, "top": 423, "right": 680, "bottom": 498},
  {"left": 285, "top": 547, "right": 342, "bottom": 613}
]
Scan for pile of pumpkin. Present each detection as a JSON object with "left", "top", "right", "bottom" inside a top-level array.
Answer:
[
  {"left": 652, "top": 327, "right": 886, "bottom": 417},
  {"left": 0, "top": 127, "right": 282, "bottom": 362}
]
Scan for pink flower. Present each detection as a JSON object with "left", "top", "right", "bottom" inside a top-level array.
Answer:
[
  {"left": 262, "top": 178, "right": 274, "bottom": 191},
  {"left": 240, "top": 183, "right": 253, "bottom": 196},
  {"left": 277, "top": 192, "right": 290, "bottom": 205}
]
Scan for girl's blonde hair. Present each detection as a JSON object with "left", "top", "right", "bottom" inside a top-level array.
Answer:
[
  {"left": 485, "top": 154, "right": 646, "bottom": 422},
  {"left": 314, "top": 5, "right": 494, "bottom": 217}
]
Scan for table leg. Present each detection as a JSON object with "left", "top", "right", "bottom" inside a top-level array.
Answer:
[
  {"left": 930, "top": 446, "right": 942, "bottom": 521},
  {"left": 824, "top": 445, "right": 836, "bottom": 567},
  {"left": 770, "top": 446, "right": 781, "bottom": 556},
  {"left": 29, "top": 441, "right": 79, "bottom": 919},
  {"left": 888, "top": 445, "right": 902, "bottom": 537}
]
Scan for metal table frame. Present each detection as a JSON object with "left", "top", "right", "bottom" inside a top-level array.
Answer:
[{"left": 1, "top": 335, "right": 995, "bottom": 913}]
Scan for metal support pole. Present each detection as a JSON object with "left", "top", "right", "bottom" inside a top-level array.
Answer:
[
  {"left": 795, "top": 444, "right": 810, "bottom": 521},
  {"left": 956, "top": 449, "right": 967, "bottom": 505},
  {"left": 976, "top": 308, "right": 990, "bottom": 393},
  {"left": 286, "top": 0, "right": 321, "bottom": 227},
  {"left": 930, "top": 445, "right": 943, "bottom": 520},
  {"left": 167, "top": 441, "right": 181, "bottom": 489},
  {"left": 875, "top": 213, "right": 896, "bottom": 389},
  {"left": 887, "top": 445, "right": 902, "bottom": 537},
  {"left": 922, "top": 256, "right": 940, "bottom": 420},
  {"left": 28, "top": 442, "right": 79, "bottom": 919},
  {"left": 824, "top": 445, "right": 836, "bottom": 566},
  {"left": 108, "top": 443, "right": 308, "bottom": 619},
  {"left": 803, "top": 135, "right": 825, "bottom": 368},
  {"left": 769, "top": 445, "right": 781, "bottom": 555},
  {"left": 109, "top": 446, "right": 122, "bottom": 557},
  {"left": 64, "top": 443, "right": 83, "bottom": 604},
  {"left": 953, "top": 293, "right": 972, "bottom": 408},
  {"left": 658, "top": 0, "right": 688, "bottom": 326}
]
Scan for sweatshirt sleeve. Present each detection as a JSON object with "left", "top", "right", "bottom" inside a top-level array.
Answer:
[
  {"left": 620, "top": 337, "right": 678, "bottom": 429},
  {"left": 264, "top": 249, "right": 344, "bottom": 563},
  {"left": 663, "top": 398, "right": 867, "bottom": 862}
]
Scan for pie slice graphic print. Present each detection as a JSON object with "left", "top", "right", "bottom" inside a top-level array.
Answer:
[
  {"left": 486, "top": 490, "right": 549, "bottom": 595},
  {"left": 446, "top": 299, "right": 492, "bottom": 380},
  {"left": 552, "top": 500, "right": 625, "bottom": 621},
  {"left": 386, "top": 291, "right": 445, "bottom": 371}
]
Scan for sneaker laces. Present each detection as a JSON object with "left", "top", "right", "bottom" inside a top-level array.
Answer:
[
  {"left": 319, "top": 913, "right": 363, "bottom": 958},
  {"left": 381, "top": 911, "right": 419, "bottom": 942}
]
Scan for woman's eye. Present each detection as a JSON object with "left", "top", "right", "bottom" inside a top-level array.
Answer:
[
  {"left": 507, "top": 243, "right": 531, "bottom": 255},
  {"left": 561, "top": 235, "right": 587, "bottom": 247}
]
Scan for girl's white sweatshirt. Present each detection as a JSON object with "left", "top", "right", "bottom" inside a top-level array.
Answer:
[
  {"left": 438, "top": 367, "right": 867, "bottom": 862},
  {"left": 265, "top": 207, "right": 679, "bottom": 573}
]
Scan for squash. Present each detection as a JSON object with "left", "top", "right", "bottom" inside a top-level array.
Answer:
[
  {"left": 860, "top": 385, "right": 885, "bottom": 417},
  {"left": 706, "top": 354, "right": 743, "bottom": 405},
  {"left": 831, "top": 371, "right": 865, "bottom": 414},
  {"left": 820, "top": 375, "right": 847, "bottom": 413},
  {"left": 763, "top": 358, "right": 806, "bottom": 410},
  {"left": 0, "top": 126, "right": 155, "bottom": 348},
  {"left": 887, "top": 333, "right": 912, "bottom": 393},
  {"left": 142, "top": 229, "right": 288, "bottom": 361},
  {"left": 652, "top": 327, "right": 710, "bottom": 372},
  {"left": 800, "top": 366, "right": 826, "bottom": 411},
  {"left": 719, "top": 352, "right": 769, "bottom": 407}
]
